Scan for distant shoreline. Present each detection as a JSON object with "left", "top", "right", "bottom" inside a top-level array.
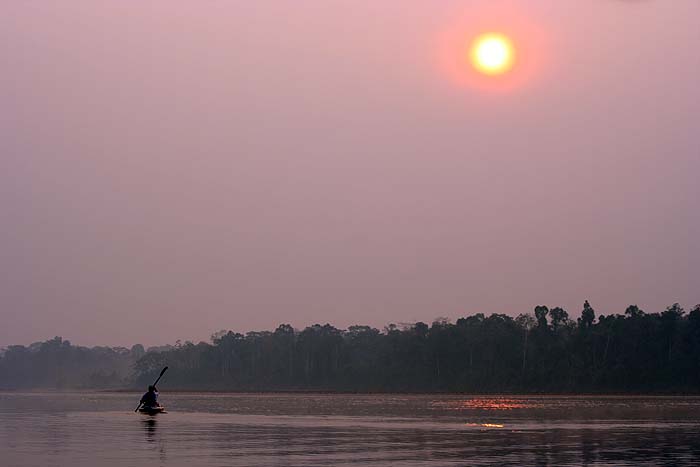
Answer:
[
  {"left": 5, "top": 306, "right": 700, "bottom": 394},
  {"left": 3, "top": 388, "right": 700, "bottom": 397}
]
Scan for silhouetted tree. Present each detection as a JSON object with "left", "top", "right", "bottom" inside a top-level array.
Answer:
[
  {"left": 579, "top": 300, "right": 596, "bottom": 328},
  {"left": 4, "top": 302, "right": 700, "bottom": 392}
]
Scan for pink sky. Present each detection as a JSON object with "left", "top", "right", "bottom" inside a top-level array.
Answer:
[{"left": 2, "top": 1, "right": 699, "bottom": 347}]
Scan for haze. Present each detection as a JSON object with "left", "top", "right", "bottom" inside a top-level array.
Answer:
[{"left": 2, "top": 1, "right": 698, "bottom": 347}]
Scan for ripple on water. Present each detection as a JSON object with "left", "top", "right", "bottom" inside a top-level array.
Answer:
[{"left": 1, "top": 392, "right": 700, "bottom": 467}]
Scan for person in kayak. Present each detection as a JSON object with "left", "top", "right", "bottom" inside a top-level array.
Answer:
[{"left": 140, "top": 385, "right": 160, "bottom": 408}]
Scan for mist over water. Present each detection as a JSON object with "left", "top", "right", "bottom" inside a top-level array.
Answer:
[{"left": 2, "top": 393, "right": 700, "bottom": 466}]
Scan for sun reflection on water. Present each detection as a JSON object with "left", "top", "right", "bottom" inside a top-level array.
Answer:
[
  {"left": 466, "top": 422, "right": 505, "bottom": 428},
  {"left": 431, "top": 398, "right": 537, "bottom": 411}
]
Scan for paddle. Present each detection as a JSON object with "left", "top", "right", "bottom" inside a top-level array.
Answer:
[{"left": 135, "top": 366, "right": 168, "bottom": 412}]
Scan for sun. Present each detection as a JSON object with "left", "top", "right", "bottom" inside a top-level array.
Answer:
[{"left": 470, "top": 33, "right": 516, "bottom": 76}]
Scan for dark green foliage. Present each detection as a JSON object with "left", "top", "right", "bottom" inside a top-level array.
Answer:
[{"left": 3, "top": 302, "right": 700, "bottom": 392}]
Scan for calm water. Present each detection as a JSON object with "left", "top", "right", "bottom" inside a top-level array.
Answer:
[{"left": 1, "top": 393, "right": 700, "bottom": 466}]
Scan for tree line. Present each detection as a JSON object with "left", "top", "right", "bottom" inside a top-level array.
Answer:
[
  {"left": 0, "top": 337, "right": 146, "bottom": 389},
  {"left": 2, "top": 301, "right": 700, "bottom": 392}
]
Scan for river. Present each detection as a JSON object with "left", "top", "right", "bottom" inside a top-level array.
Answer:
[{"left": 1, "top": 392, "right": 699, "bottom": 466}]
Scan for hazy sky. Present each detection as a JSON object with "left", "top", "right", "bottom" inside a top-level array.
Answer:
[{"left": 2, "top": 1, "right": 699, "bottom": 347}]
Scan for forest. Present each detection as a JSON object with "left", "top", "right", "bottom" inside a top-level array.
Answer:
[{"left": 2, "top": 301, "right": 700, "bottom": 393}]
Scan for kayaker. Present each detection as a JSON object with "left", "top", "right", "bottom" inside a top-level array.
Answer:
[{"left": 140, "top": 385, "right": 160, "bottom": 408}]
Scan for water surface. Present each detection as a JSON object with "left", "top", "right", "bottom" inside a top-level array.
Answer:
[{"left": 1, "top": 393, "right": 699, "bottom": 466}]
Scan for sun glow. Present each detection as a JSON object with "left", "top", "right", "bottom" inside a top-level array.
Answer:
[
  {"left": 470, "top": 33, "right": 515, "bottom": 75},
  {"left": 438, "top": 7, "right": 545, "bottom": 92}
]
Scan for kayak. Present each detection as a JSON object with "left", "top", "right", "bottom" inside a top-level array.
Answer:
[{"left": 138, "top": 406, "right": 166, "bottom": 415}]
